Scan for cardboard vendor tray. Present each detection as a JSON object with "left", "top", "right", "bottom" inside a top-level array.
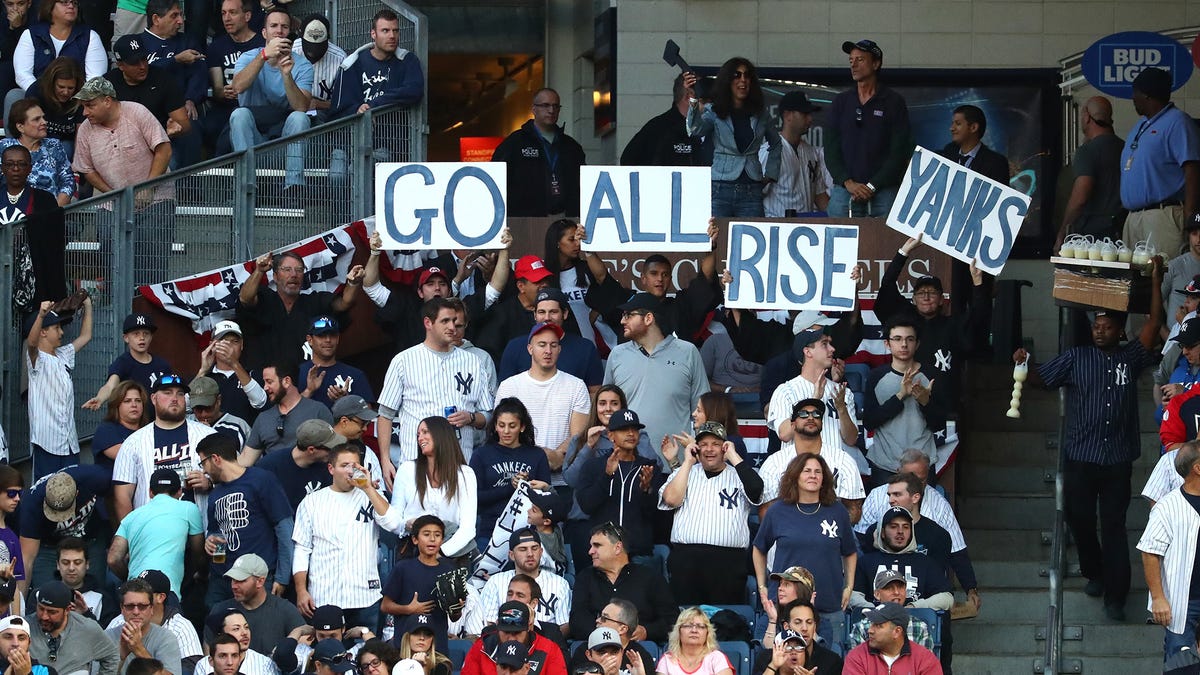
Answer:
[{"left": 1051, "top": 257, "right": 1151, "bottom": 314}]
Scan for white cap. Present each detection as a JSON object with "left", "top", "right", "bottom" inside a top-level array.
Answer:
[
  {"left": 302, "top": 19, "right": 328, "bottom": 44},
  {"left": 791, "top": 311, "right": 838, "bottom": 335},
  {"left": 213, "top": 320, "right": 242, "bottom": 339}
]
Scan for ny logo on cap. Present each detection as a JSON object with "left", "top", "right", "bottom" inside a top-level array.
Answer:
[
  {"left": 621, "top": 411, "right": 634, "bottom": 422},
  {"left": 429, "top": 267, "right": 442, "bottom": 274},
  {"left": 136, "top": 316, "right": 146, "bottom": 325},
  {"left": 129, "top": 39, "right": 140, "bottom": 49},
  {"left": 506, "top": 646, "right": 517, "bottom": 656},
  {"left": 417, "top": 615, "right": 429, "bottom": 624}
]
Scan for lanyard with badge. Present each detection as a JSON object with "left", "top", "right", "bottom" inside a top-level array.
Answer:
[{"left": 540, "top": 134, "right": 561, "bottom": 197}]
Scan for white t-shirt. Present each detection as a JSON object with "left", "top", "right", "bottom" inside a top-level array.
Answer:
[{"left": 495, "top": 371, "right": 590, "bottom": 453}]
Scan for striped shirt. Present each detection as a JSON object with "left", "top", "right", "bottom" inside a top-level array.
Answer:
[
  {"left": 478, "top": 569, "right": 571, "bottom": 626},
  {"left": 766, "top": 373, "right": 858, "bottom": 456},
  {"left": 113, "top": 420, "right": 216, "bottom": 518},
  {"left": 26, "top": 344, "right": 79, "bottom": 455},
  {"left": 1143, "top": 449, "right": 1184, "bottom": 503},
  {"left": 854, "top": 483, "right": 967, "bottom": 551},
  {"left": 293, "top": 486, "right": 404, "bottom": 610},
  {"left": 195, "top": 649, "right": 278, "bottom": 675},
  {"left": 1137, "top": 488, "right": 1200, "bottom": 634},
  {"left": 292, "top": 40, "right": 346, "bottom": 104},
  {"left": 378, "top": 344, "right": 495, "bottom": 464},
  {"left": 107, "top": 612, "right": 204, "bottom": 658},
  {"left": 659, "top": 463, "right": 760, "bottom": 548},
  {"left": 759, "top": 445, "right": 866, "bottom": 503},
  {"left": 1039, "top": 341, "right": 1156, "bottom": 464}
]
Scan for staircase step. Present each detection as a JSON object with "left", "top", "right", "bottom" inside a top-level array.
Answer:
[
  {"left": 957, "top": 464, "right": 1054, "bottom": 495},
  {"left": 956, "top": 493, "right": 1151, "bottom": 530},
  {"left": 1060, "top": 622, "right": 1160, "bottom": 656},
  {"left": 1073, "top": 655, "right": 1162, "bottom": 674},
  {"left": 968, "top": 529, "right": 1051, "bottom": 560},
  {"left": 955, "top": 620, "right": 1043, "bottom": 653},
  {"left": 948, "top": 654, "right": 1043, "bottom": 675}
]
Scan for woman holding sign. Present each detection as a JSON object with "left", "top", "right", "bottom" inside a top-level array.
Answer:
[{"left": 682, "top": 58, "right": 781, "bottom": 218}]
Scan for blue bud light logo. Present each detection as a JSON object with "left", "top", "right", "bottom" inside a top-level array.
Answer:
[{"left": 1081, "top": 31, "right": 1193, "bottom": 99}]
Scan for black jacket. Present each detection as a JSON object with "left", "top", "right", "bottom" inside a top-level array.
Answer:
[
  {"left": 569, "top": 563, "right": 679, "bottom": 643},
  {"left": 939, "top": 141, "right": 1010, "bottom": 186},
  {"left": 491, "top": 120, "right": 586, "bottom": 217},
  {"left": 575, "top": 453, "right": 663, "bottom": 556},
  {"left": 620, "top": 107, "right": 700, "bottom": 167}
]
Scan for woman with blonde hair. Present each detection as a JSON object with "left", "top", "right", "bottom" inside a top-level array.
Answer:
[
  {"left": 655, "top": 608, "right": 734, "bottom": 675},
  {"left": 393, "top": 620, "right": 452, "bottom": 675}
]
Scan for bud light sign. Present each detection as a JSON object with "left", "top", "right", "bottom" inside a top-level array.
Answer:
[{"left": 1081, "top": 31, "right": 1193, "bottom": 99}]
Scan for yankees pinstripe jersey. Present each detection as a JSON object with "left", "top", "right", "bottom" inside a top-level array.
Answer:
[
  {"left": 194, "top": 648, "right": 278, "bottom": 675},
  {"left": 766, "top": 374, "right": 858, "bottom": 455},
  {"left": 1143, "top": 449, "right": 1184, "bottom": 503},
  {"left": 293, "top": 486, "right": 404, "bottom": 609},
  {"left": 759, "top": 445, "right": 865, "bottom": 503},
  {"left": 1137, "top": 488, "right": 1200, "bottom": 634},
  {"left": 112, "top": 419, "right": 215, "bottom": 515},
  {"left": 659, "top": 463, "right": 761, "bottom": 547},
  {"left": 854, "top": 483, "right": 966, "bottom": 551},
  {"left": 26, "top": 344, "right": 80, "bottom": 455},
  {"left": 1039, "top": 341, "right": 1156, "bottom": 464},
  {"left": 478, "top": 569, "right": 571, "bottom": 626},
  {"left": 378, "top": 344, "right": 495, "bottom": 463}
]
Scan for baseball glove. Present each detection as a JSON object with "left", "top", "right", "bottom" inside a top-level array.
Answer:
[{"left": 433, "top": 566, "right": 470, "bottom": 617}]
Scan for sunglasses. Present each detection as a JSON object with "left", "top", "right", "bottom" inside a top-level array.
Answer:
[
  {"left": 4, "top": 489, "right": 20, "bottom": 499},
  {"left": 733, "top": 70, "right": 751, "bottom": 80},
  {"left": 276, "top": 413, "right": 287, "bottom": 438},
  {"left": 597, "top": 521, "right": 625, "bottom": 539},
  {"left": 122, "top": 602, "right": 151, "bottom": 611},
  {"left": 157, "top": 374, "right": 184, "bottom": 389},
  {"left": 791, "top": 410, "right": 821, "bottom": 420},
  {"left": 318, "top": 653, "right": 349, "bottom": 666},
  {"left": 310, "top": 318, "right": 336, "bottom": 331}
]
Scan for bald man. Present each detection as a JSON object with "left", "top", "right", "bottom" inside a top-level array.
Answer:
[{"left": 1057, "top": 96, "right": 1123, "bottom": 247}]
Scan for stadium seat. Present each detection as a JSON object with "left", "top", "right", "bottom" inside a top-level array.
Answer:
[
  {"left": 448, "top": 639, "right": 472, "bottom": 671},
  {"left": 843, "top": 363, "right": 871, "bottom": 393},
  {"left": 908, "top": 608, "right": 944, "bottom": 656},
  {"left": 710, "top": 604, "right": 757, "bottom": 633},
  {"left": 718, "top": 641, "right": 752, "bottom": 675},
  {"left": 638, "top": 641, "right": 662, "bottom": 662}
]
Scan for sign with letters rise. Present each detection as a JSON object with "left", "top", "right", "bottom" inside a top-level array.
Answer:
[
  {"left": 580, "top": 166, "right": 712, "bottom": 252},
  {"left": 374, "top": 162, "right": 508, "bottom": 250},
  {"left": 725, "top": 221, "right": 859, "bottom": 311},
  {"left": 886, "top": 147, "right": 1030, "bottom": 275}
]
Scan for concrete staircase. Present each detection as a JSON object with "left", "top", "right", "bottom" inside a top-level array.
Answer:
[{"left": 950, "top": 363, "right": 1161, "bottom": 674}]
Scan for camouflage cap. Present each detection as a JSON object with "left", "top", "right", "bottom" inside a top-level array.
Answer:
[{"left": 73, "top": 77, "right": 116, "bottom": 101}]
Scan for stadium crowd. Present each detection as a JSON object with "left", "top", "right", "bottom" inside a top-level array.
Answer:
[{"left": 2, "top": 3, "right": 1200, "bottom": 673}]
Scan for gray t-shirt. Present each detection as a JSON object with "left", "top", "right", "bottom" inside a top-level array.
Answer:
[
  {"left": 106, "top": 622, "right": 182, "bottom": 675},
  {"left": 203, "top": 594, "right": 306, "bottom": 654},
  {"left": 1071, "top": 133, "right": 1125, "bottom": 237},
  {"left": 245, "top": 397, "right": 334, "bottom": 454}
]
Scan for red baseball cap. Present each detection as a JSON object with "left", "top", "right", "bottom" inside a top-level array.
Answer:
[
  {"left": 528, "top": 321, "right": 565, "bottom": 343},
  {"left": 418, "top": 266, "right": 449, "bottom": 287},
  {"left": 515, "top": 255, "right": 552, "bottom": 283}
]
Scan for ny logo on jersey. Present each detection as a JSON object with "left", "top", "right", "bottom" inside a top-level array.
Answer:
[
  {"left": 934, "top": 349, "right": 952, "bottom": 372},
  {"left": 539, "top": 595, "right": 559, "bottom": 615},
  {"left": 820, "top": 519, "right": 839, "bottom": 538},
  {"left": 455, "top": 372, "right": 474, "bottom": 396},
  {"left": 718, "top": 488, "right": 740, "bottom": 510},
  {"left": 356, "top": 505, "right": 373, "bottom": 523},
  {"left": 1116, "top": 363, "right": 1129, "bottom": 386},
  {"left": 305, "top": 480, "right": 323, "bottom": 495}
]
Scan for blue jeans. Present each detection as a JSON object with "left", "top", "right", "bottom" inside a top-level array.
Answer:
[
  {"left": 31, "top": 444, "right": 77, "bottom": 482},
  {"left": 344, "top": 600, "right": 382, "bottom": 635},
  {"left": 712, "top": 180, "right": 765, "bottom": 218},
  {"left": 818, "top": 610, "right": 845, "bottom": 654},
  {"left": 228, "top": 107, "right": 311, "bottom": 188},
  {"left": 1164, "top": 597, "right": 1200, "bottom": 661},
  {"left": 826, "top": 185, "right": 899, "bottom": 218}
]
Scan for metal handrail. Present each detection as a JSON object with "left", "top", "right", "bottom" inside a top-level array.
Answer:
[{"left": 1041, "top": 314, "right": 1071, "bottom": 673}]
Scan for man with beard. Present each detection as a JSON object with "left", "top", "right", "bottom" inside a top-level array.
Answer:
[
  {"left": 1016, "top": 267, "right": 1164, "bottom": 621},
  {"left": 103, "top": 579, "right": 181, "bottom": 674},
  {"left": 113, "top": 373, "right": 215, "bottom": 526},
  {"left": 239, "top": 361, "right": 334, "bottom": 466},
  {"left": 758, "top": 399, "right": 864, "bottom": 523},
  {"left": 27, "top": 581, "right": 119, "bottom": 675},
  {"left": 196, "top": 609, "right": 274, "bottom": 675},
  {"left": 297, "top": 316, "right": 373, "bottom": 409},
  {"left": 236, "top": 251, "right": 364, "bottom": 371},
  {"left": 329, "top": 8, "right": 423, "bottom": 117}
]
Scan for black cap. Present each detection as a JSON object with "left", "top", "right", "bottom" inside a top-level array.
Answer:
[
  {"left": 150, "top": 373, "right": 187, "bottom": 393},
  {"left": 114, "top": 34, "right": 150, "bottom": 63},
  {"left": 607, "top": 408, "right": 645, "bottom": 431},
  {"left": 912, "top": 276, "right": 943, "bottom": 294},
  {"left": 534, "top": 287, "right": 569, "bottom": 310},
  {"left": 618, "top": 292, "right": 661, "bottom": 315},
  {"left": 496, "top": 601, "right": 530, "bottom": 630},
  {"left": 23, "top": 310, "right": 70, "bottom": 335},
  {"left": 313, "top": 639, "right": 354, "bottom": 673},
  {"left": 508, "top": 527, "right": 541, "bottom": 550},
  {"left": 137, "top": 569, "right": 171, "bottom": 595},
  {"left": 1187, "top": 212, "right": 1200, "bottom": 232},
  {"left": 1178, "top": 319, "right": 1200, "bottom": 348},
  {"left": 791, "top": 398, "right": 826, "bottom": 419},
  {"left": 1094, "top": 309, "right": 1127, "bottom": 327},
  {"left": 310, "top": 604, "right": 344, "bottom": 631},
  {"left": 882, "top": 506, "right": 913, "bottom": 525},
  {"left": 842, "top": 39, "right": 883, "bottom": 62},
  {"left": 779, "top": 91, "right": 821, "bottom": 113},
  {"left": 1177, "top": 275, "right": 1200, "bottom": 297},
  {"left": 123, "top": 313, "right": 157, "bottom": 333},
  {"left": 308, "top": 315, "right": 339, "bottom": 335},
  {"left": 792, "top": 328, "right": 826, "bottom": 363},
  {"left": 494, "top": 641, "right": 529, "bottom": 668},
  {"left": 1132, "top": 67, "right": 1172, "bottom": 102},
  {"left": 35, "top": 582, "right": 72, "bottom": 609},
  {"left": 864, "top": 601, "right": 909, "bottom": 628},
  {"left": 150, "top": 468, "right": 181, "bottom": 494},
  {"left": 528, "top": 487, "right": 565, "bottom": 524}
]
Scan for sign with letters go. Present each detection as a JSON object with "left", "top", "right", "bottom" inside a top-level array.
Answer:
[
  {"left": 579, "top": 166, "right": 712, "bottom": 252},
  {"left": 374, "top": 162, "right": 507, "bottom": 250},
  {"left": 725, "top": 220, "right": 859, "bottom": 311},
  {"left": 886, "top": 146, "right": 1030, "bottom": 275}
]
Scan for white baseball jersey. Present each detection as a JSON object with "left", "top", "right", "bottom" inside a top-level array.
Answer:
[
  {"left": 759, "top": 445, "right": 865, "bottom": 503},
  {"left": 292, "top": 39, "right": 346, "bottom": 103},
  {"left": 1143, "top": 449, "right": 1183, "bottom": 503},
  {"left": 767, "top": 374, "right": 858, "bottom": 455},
  {"left": 107, "top": 612, "right": 203, "bottom": 658},
  {"left": 26, "top": 344, "right": 79, "bottom": 456},
  {"left": 659, "top": 463, "right": 761, "bottom": 547},
  {"left": 195, "top": 648, "right": 278, "bottom": 675},
  {"left": 760, "top": 138, "right": 830, "bottom": 217},
  {"left": 495, "top": 371, "right": 590, "bottom": 453},
  {"left": 378, "top": 344, "right": 495, "bottom": 464},
  {"left": 448, "top": 583, "right": 485, "bottom": 638},
  {"left": 293, "top": 486, "right": 404, "bottom": 609},
  {"left": 112, "top": 420, "right": 215, "bottom": 516},
  {"left": 478, "top": 568, "right": 571, "bottom": 627},
  {"left": 1137, "top": 488, "right": 1200, "bottom": 634},
  {"left": 855, "top": 483, "right": 967, "bottom": 552}
]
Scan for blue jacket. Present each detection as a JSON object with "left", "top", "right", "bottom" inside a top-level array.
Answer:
[
  {"left": 140, "top": 29, "right": 208, "bottom": 103},
  {"left": 330, "top": 43, "right": 424, "bottom": 118},
  {"left": 27, "top": 21, "right": 90, "bottom": 80},
  {"left": 686, "top": 103, "right": 780, "bottom": 182}
]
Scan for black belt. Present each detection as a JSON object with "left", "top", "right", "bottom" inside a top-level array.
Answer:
[{"left": 1131, "top": 200, "right": 1182, "bottom": 212}]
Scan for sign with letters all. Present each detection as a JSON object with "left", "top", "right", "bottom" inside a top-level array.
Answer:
[
  {"left": 580, "top": 166, "right": 712, "bottom": 252},
  {"left": 725, "top": 221, "right": 859, "bottom": 311},
  {"left": 1081, "top": 31, "right": 1193, "bottom": 99},
  {"left": 374, "top": 162, "right": 507, "bottom": 250},
  {"left": 886, "top": 147, "right": 1030, "bottom": 275}
]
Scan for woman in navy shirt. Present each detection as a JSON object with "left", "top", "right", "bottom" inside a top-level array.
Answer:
[
  {"left": 469, "top": 397, "right": 551, "bottom": 546},
  {"left": 91, "top": 381, "right": 149, "bottom": 474}
]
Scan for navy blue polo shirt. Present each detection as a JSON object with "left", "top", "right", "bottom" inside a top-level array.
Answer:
[{"left": 826, "top": 84, "right": 910, "bottom": 186}]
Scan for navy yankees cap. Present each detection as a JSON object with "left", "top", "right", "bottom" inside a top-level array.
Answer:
[
  {"left": 842, "top": 38, "right": 883, "bottom": 62},
  {"left": 1178, "top": 318, "right": 1200, "bottom": 348},
  {"left": 310, "top": 604, "right": 344, "bottom": 631},
  {"left": 494, "top": 641, "right": 529, "bottom": 668},
  {"left": 123, "top": 312, "right": 157, "bottom": 333},
  {"left": 607, "top": 408, "right": 644, "bottom": 432}
]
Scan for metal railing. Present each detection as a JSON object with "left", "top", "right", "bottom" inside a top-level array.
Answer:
[{"left": 0, "top": 102, "right": 420, "bottom": 464}]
